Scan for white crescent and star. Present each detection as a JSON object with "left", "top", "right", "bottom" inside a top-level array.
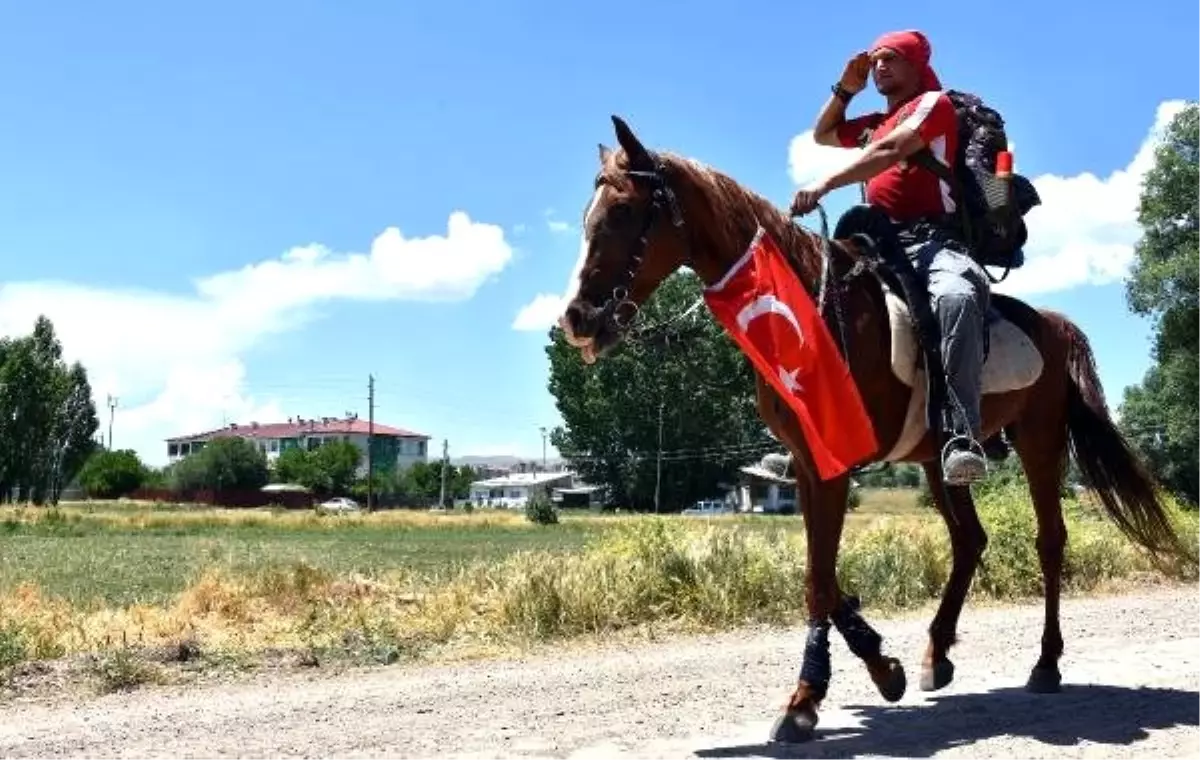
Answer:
[{"left": 735, "top": 293, "right": 806, "bottom": 395}]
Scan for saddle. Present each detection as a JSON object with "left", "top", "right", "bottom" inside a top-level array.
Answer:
[{"left": 832, "top": 205, "right": 1044, "bottom": 461}]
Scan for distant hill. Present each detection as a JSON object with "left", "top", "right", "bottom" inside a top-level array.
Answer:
[{"left": 451, "top": 454, "right": 568, "bottom": 470}]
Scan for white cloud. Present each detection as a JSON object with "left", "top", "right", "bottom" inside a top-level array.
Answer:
[
  {"left": 543, "top": 208, "right": 576, "bottom": 235},
  {"left": 512, "top": 293, "right": 567, "bottom": 332},
  {"left": 997, "top": 100, "right": 1186, "bottom": 296},
  {"left": 0, "top": 211, "right": 514, "bottom": 466},
  {"left": 786, "top": 100, "right": 1188, "bottom": 297},
  {"left": 788, "top": 131, "right": 863, "bottom": 189},
  {"left": 512, "top": 100, "right": 1184, "bottom": 337},
  {"left": 511, "top": 235, "right": 588, "bottom": 332}
]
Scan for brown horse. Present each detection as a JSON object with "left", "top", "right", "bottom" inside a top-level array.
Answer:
[{"left": 557, "top": 115, "right": 1191, "bottom": 743}]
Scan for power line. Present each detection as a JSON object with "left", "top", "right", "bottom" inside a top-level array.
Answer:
[{"left": 559, "top": 438, "right": 783, "bottom": 465}]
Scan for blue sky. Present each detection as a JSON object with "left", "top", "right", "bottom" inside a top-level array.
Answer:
[{"left": 1, "top": 1, "right": 1196, "bottom": 465}]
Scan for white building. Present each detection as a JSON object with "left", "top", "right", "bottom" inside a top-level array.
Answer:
[
  {"left": 467, "top": 471, "right": 576, "bottom": 509},
  {"left": 735, "top": 452, "right": 798, "bottom": 513},
  {"left": 165, "top": 416, "right": 430, "bottom": 475}
]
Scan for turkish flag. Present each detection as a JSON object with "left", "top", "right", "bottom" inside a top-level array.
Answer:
[{"left": 703, "top": 225, "right": 878, "bottom": 480}]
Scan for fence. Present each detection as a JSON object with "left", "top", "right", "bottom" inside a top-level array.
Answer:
[
  {"left": 128, "top": 487, "right": 315, "bottom": 510},
  {"left": 127, "top": 487, "right": 440, "bottom": 510}
]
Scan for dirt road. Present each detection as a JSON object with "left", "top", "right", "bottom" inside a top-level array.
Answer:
[{"left": 1, "top": 586, "right": 1197, "bottom": 759}]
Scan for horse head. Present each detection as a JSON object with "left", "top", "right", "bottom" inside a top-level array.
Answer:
[{"left": 557, "top": 116, "right": 694, "bottom": 365}]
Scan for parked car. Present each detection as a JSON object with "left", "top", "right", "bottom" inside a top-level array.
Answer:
[
  {"left": 317, "top": 496, "right": 361, "bottom": 514},
  {"left": 681, "top": 499, "right": 736, "bottom": 516}
]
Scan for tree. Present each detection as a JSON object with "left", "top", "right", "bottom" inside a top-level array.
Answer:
[
  {"left": 171, "top": 436, "right": 269, "bottom": 491},
  {"left": 1119, "top": 102, "right": 1199, "bottom": 503},
  {"left": 546, "top": 272, "right": 777, "bottom": 511},
  {"left": 273, "top": 441, "right": 363, "bottom": 496},
  {"left": 50, "top": 362, "right": 102, "bottom": 502},
  {"left": 78, "top": 449, "right": 148, "bottom": 499},
  {"left": 274, "top": 447, "right": 320, "bottom": 487},
  {"left": 310, "top": 440, "right": 361, "bottom": 495},
  {"left": 358, "top": 461, "right": 477, "bottom": 506},
  {"left": 0, "top": 316, "right": 100, "bottom": 504},
  {"left": 855, "top": 463, "right": 923, "bottom": 489}
]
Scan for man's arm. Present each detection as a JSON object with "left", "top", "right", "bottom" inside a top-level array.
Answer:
[
  {"left": 813, "top": 92, "right": 853, "bottom": 147},
  {"left": 813, "top": 52, "right": 872, "bottom": 147},
  {"left": 814, "top": 91, "right": 954, "bottom": 194},
  {"left": 814, "top": 124, "right": 927, "bottom": 192}
]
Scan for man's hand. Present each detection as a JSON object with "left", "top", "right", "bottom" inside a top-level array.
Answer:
[
  {"left": 839, "top": 51, "right": 871, "bottom": 94},
  {"left": 789, "top": 182, "right": 829, "bottom": 218}
]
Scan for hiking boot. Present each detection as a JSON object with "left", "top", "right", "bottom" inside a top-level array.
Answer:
[{"left": 943, "top": 446, "right": 987, "bottom": 486}]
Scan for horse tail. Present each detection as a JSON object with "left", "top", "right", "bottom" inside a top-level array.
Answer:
[{"left": 1061, "top": 318, "right": 1193, "bottom": 565}]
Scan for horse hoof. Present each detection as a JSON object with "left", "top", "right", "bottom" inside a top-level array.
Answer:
[
  {"left": 769, "top": 708, "right": 818, "bottom": 744},
  {"left": 920, "top": 658, "right": 955, "bottom": 692},
  {"left": 876, "top": 657, "right": 907, "bottom": 702},
  {"left": 1026, "top": 665, "right": 1062, "bottom": 694}
]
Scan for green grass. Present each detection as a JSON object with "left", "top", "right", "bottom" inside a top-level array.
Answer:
[
  {"left": 0, "top": 490, "right": 926, "bottom": 608},
  {"left": 5, "top": 484, "right": 1188, "bottom": 690},
  {"left": 0, "top": 512, "right": 598, "bottom": 607}
]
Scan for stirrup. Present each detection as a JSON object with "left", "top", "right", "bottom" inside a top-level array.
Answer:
[{"left": 940, "top": 434, "right": 989, "bottom": 483}]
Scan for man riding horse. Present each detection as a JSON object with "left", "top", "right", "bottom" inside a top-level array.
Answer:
[{"left": 789, "top": 29, "right": 990, "bottom": 486}]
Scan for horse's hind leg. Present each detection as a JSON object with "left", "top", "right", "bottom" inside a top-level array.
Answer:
[
  {"left": 1010, "top": 417, "right": 1068, "bottom": 693},
  {"left": 920, "top": 461, "right": 988, "bottom": 691}
]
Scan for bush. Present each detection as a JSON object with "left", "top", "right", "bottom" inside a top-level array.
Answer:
[
  {"left": 524, "top": 493, "right": 559, "bottom": 525},
  {"left": 171, "top": 437, "right": 269, "bottom": 491},
  {"left": 77, "top": 449, "right": 147, "bottom": 499},
  {"left": 846, "top": 485, "right": 862, "bottom": 511},
  {"left": 0, "top": 492, "right": 1194, "bottom": 675}
]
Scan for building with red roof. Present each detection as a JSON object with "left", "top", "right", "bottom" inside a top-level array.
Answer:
[{"left": 166, "top": 415, "right": 430, "bottom": 472}]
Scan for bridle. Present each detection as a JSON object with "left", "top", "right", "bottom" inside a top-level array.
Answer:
[
  {"left": 575, "top": 147, "right": 900, "bottom": 479},
  {"left": 590, "top": 151, "right": 691, "bottom": 343},
  {"left": 590, "top": 150, "right": 853, "bottom": 357}
]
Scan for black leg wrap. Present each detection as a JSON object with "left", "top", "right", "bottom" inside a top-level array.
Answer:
[
  {"left": 798, "top": 620, "right": 832, "bottom": 702},
  {"left": 831, "top": 595, "right": 883, "bottom": 662}
]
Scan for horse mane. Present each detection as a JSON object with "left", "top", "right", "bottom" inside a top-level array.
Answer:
[{"left": 659, "top": 152, "right": 830, "bottom": 292}]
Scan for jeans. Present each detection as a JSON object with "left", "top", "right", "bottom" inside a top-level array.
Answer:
[{"left": 905, "top": 239, "right": 991, "bottom": 441}]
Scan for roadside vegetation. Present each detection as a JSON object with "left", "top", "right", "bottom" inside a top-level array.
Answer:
[{"left": 1, "top": 485, "right": 1194, "bottom": 696}]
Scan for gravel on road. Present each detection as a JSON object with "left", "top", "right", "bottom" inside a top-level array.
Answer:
[{"left": 1, "top": 585, "right": 1197, "bottom": 759}]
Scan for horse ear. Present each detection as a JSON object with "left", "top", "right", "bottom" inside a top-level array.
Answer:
[
  {"left": 597, "top": 143, "right": 613, "bottom": 164},
  {"left": 611, "top": 115, "right": 651, "bottom": 165}
]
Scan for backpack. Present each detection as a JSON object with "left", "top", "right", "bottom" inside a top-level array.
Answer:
[{"left": 908, "top": 90, "right": 1042, "bottom": 281}]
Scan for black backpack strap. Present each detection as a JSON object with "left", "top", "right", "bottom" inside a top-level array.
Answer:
[
  {"left": 908, "top": 147, "right": 974, "bottom": 246},
  {"left": 909, "top": 149, "right": 1015, "bottom": 285}
]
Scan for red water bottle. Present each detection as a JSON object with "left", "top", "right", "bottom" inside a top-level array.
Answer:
[{"left": 995, "top": 150, "right": 1013, "bottom": 178}]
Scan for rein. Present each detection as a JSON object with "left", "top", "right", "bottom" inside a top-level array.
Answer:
[
  {"left": 601, "top": 155, "right": 893, "bottom": 478},
  {"left": 610, "top": 153, "right": 857, "bottom": 356}
]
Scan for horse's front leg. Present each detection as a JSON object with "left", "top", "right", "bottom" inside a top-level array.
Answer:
[
  {"left": 831, "top": 592, "right": 908, "bottom": 702},
  {"left": 770, "top": 473, "right": 852, "bottom": 744}
]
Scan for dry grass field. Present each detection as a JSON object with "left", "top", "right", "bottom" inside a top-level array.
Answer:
[{"left": 0, "top": 485, "right": 1194, "bottom": 694}]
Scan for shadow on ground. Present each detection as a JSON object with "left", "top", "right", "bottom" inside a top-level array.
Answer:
[{"left": 694, "top": 684, "right": 1199, "bottom": 759}]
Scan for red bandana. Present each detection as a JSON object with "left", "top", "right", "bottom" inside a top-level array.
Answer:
[{"left": 871, "top": 30, "right": 942, "bottom": 93}]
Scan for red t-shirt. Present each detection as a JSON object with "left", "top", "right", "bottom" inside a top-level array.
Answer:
[{"left": 835, "top": 90, "right": 959, "bottom": 223}]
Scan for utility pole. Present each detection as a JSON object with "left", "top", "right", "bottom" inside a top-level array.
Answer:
[
  {"left": 367, "top": 374, "right": 375, "bottom": 512},
  {"left": 539, "top": 426, "right": 547, "bottom": 471},
  {"left": 438, "top": 438, "right": 449, "bottom": 508},
  {"left": 654, "top": 400, "right": 664, "bottom": 513},
  {"left": 106, "top": 394, "right": 119, "bottom": 450}
]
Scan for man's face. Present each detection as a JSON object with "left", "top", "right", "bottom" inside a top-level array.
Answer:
[{"left": 871, "top": 47, "right": 918, "bottom": 97}]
